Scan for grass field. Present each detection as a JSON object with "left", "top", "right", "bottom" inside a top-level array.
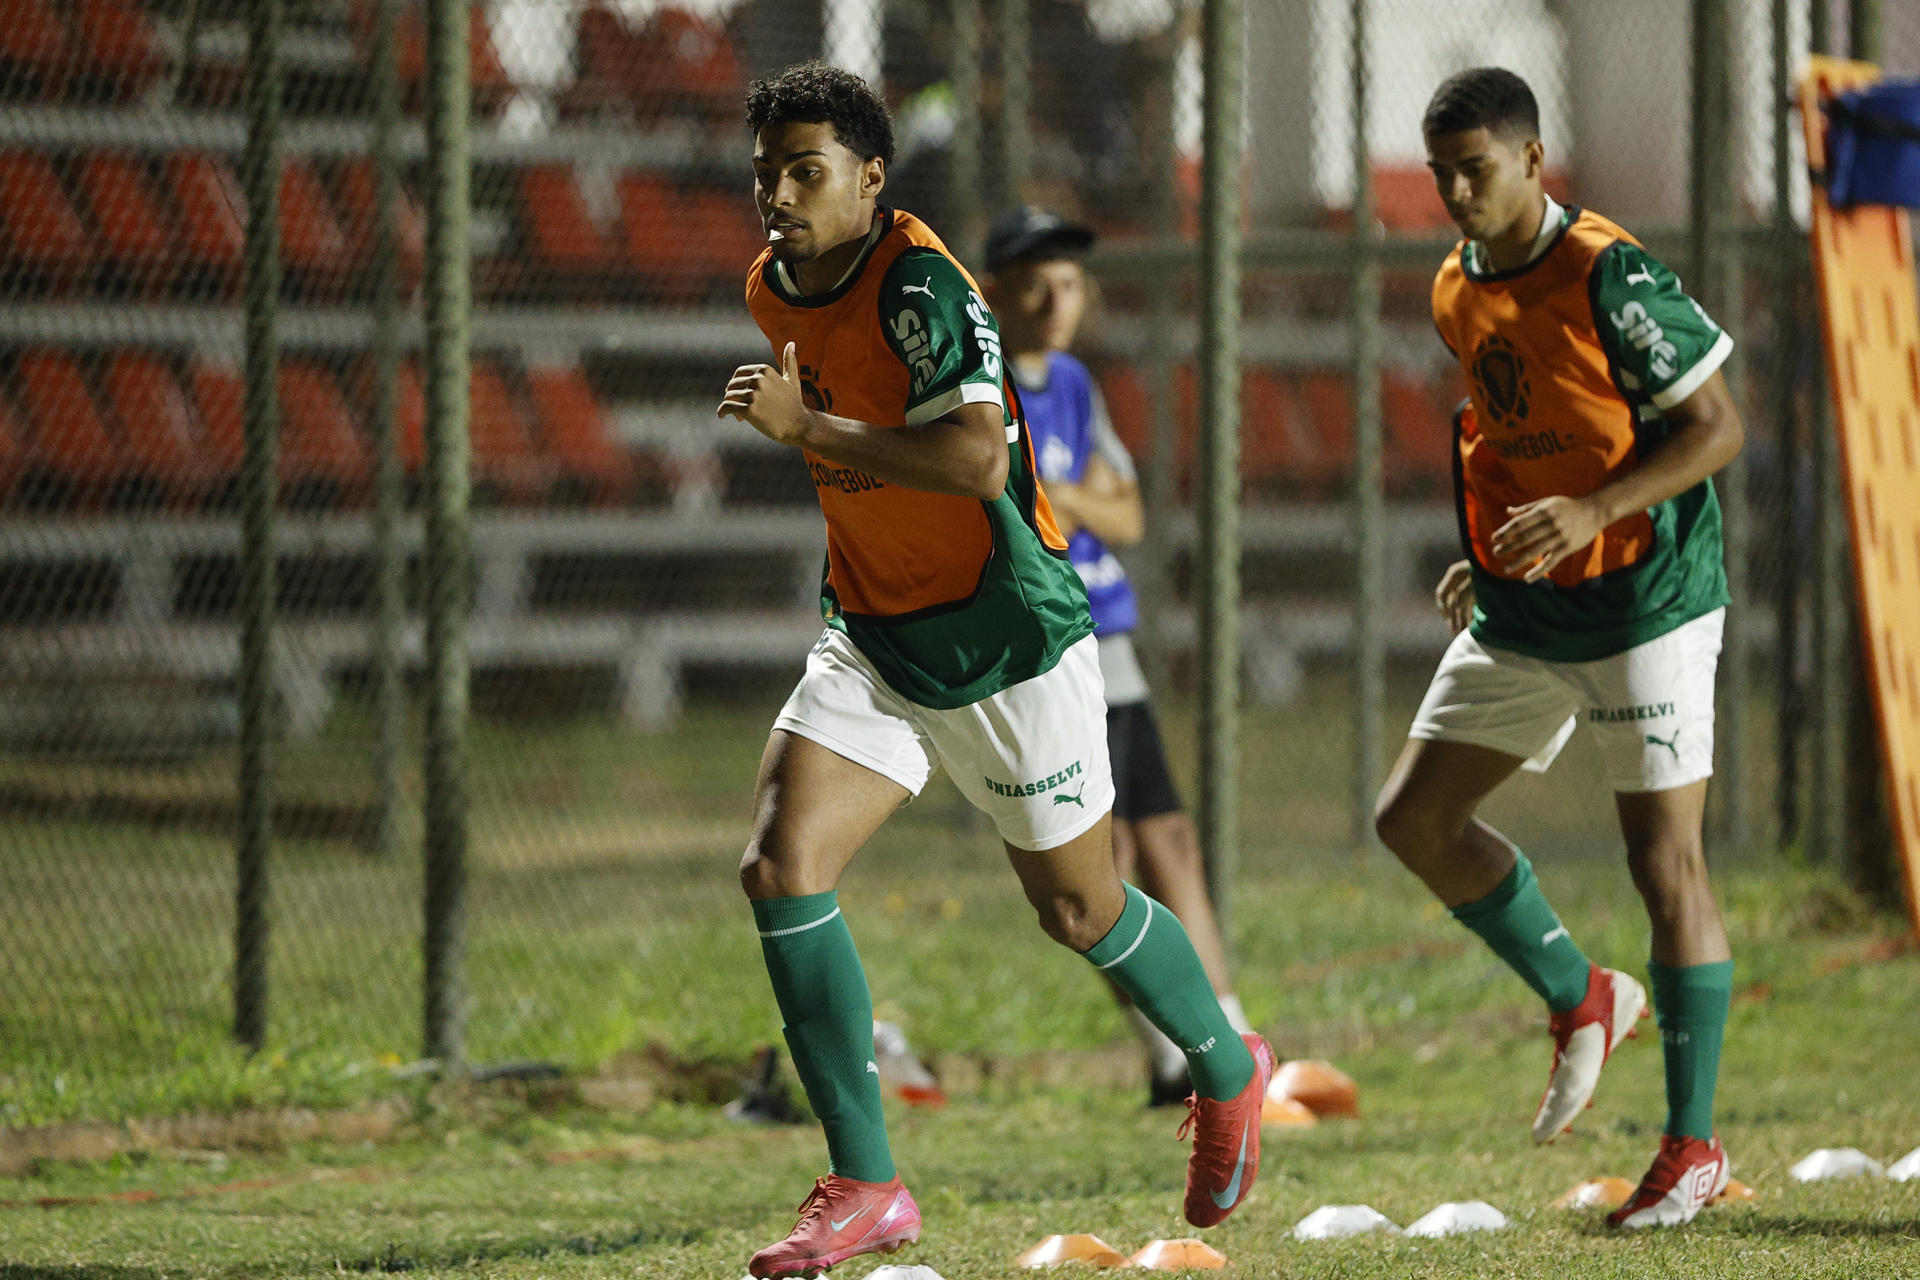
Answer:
[{"left": 6, "top": 675, "right": 1920, "bottom": 1277}]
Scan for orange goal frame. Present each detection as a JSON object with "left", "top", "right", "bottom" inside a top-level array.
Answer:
[{"left": 1800, "top": 55, "right": 1920, "bottom": 938}]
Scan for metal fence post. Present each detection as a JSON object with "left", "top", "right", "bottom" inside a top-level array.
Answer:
[
  {"left": 1769, "top": 0, "right": 1803, "bottom": 849},
  {"left": 1136, "top": 29, "right": 1180, "bottom": 696},
  {"left": 998, "top": 0, "right": 1030, "bottom": 207},
  {"left": 421, "top": 0, "right": 472, "bottom": 1070},
  {"left": 234, "top": 0, "right": 281, "bottom": 1056},
  {"left": 369, "top": 0, "right": 406, "bottom": 859},
  {"left": 949, "top": 0, "right": 985, "bottom": 260},
  {"left": 1196, "top": 0, "right": 1244, "bottom": 935},
  {"left": 1691, "top": 0, "right": 1746, "bottom": 853},
  {"left": 1349, "top": 0, "right": 1384, "bottom": 858}
]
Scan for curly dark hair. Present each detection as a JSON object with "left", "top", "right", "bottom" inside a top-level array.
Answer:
[
  {"left": 1422, "top": 67, "right": 1539, "bottom": 143},
  {"left": 744, "top": 60, "right": 895, "bottom": 166}
]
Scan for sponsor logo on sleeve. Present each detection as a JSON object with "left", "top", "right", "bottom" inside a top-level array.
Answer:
[{"left": 1608, "top": 300, "right": 1680, "bottom": 381}]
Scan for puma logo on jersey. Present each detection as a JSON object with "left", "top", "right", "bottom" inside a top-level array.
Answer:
[
  {"left": 1053, "top": 783, "right": 1086, "bottom": 808},
  {"left": 901, "top": 275, "right": 934, "bottom": 298},
  {"left": 1625, "top": 263, "right": 1657, "bottom": 288}
]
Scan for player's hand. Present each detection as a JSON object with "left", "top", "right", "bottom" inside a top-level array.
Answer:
[
  {"left": 718, "top": 341, "right": 813, "bottom": 445},
  {"left": 1492, "top": 495, "right": 1606, "bottom": 583},
  {"left": 1434, "top": 559, "right": 1474, "bottom": 633}
]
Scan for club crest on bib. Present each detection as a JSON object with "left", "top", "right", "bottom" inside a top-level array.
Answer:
[{"left": 1472, "top": 334, "right": 1532, "bottom": 428}]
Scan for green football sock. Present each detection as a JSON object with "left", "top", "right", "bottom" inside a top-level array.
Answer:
[
  {"left": 1649, "top": 958, "right": 1733, "bottom": 1140},
  {"left": 753, "top": 892, "right": 895, "bottom": 1182},
  {"left": 1450, "top": 852, "right": 1592, "bottom": 1012},
  {"left": 1083, "top": 884, "right": 1254, "bottom": 1100}
]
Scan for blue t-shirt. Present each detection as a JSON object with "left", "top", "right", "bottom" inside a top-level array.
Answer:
[{"left": 1018, "top": 352, "right": 1140, "bottom": 637}]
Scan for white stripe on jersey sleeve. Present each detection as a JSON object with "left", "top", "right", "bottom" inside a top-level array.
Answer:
[
  {"left": 904, "top": 380, "right": 1005, "bottom": 427},
  {"left": 1650, "top": 329, "right": 1734, "bottom": 410}
]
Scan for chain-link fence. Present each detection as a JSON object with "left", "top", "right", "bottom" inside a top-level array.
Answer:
[{"left": 0, "top": 0, "right": 1910, "bottom": 1128}]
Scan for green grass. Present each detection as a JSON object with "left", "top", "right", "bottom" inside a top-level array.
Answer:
[
  {"left": 4, "top": 674, "right": 1918, "bottom": 1275},
  {"left": 3, "top": 847, "right": 1916, "bottom": 1277}
]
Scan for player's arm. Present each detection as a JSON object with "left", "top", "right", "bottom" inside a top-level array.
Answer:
[
  {"left": 717, "top": 344, "right": 1007, "bottom": 499},
  {"left": 1493, "top": 245, "right": 1744, "bottom": 582},
  {"left": 1047, "top": 390, "right": 1143, "bottom": 544}
]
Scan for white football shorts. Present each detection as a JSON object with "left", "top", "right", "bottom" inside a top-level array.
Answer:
[
  {"left": 773, "top": 629, "right": 1115, "bottom": 851},
  {"left": 1409, "top": 607, "right": 1724, "bottom": 794}
]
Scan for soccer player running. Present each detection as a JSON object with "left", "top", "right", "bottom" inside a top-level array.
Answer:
[
  {"left": 718, "top": 63, "right": 1274, "bottom": 1278},
  {"left": 1374, "top": 67, "right": 1745, "bottom": 1229},
  {"left": 980, "top": 206, "right": 1261, "bottom": 1107}
]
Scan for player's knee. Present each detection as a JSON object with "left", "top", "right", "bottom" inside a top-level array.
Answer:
[
  {"left": 1029, "top": 890, "right": 1112, "bottom": 952},
  {"left": 738, "top": 836, "right": 818, "bottom": 900},
  {"left": 1625, "top": 835, "right": 1710, "bottom": 914},
  {"left": 1373, "top": 786, "right": 1454, "bottom": 860}
]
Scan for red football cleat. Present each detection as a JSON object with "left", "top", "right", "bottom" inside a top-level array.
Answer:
[
  {"left": 1178, "top": 1032, "right": 1277, "bottom": 1228},
  {"left": 1534, "top": 965, "right": 1648, "bottom": 1144},
  {"left": 747, "top": 1174, "right": 920, "bottom": 1278},
  {"left": 1608, "top": 1134, "right": 1731, "bottom": 1229}
]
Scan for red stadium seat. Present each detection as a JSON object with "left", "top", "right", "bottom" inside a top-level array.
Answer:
[
  {"left": 632, "top": 8, "right": 745, "bottom": 125},
  {"left": 1095, "top": 362, "right": 1151, "bottom": 458},
  {"left": 1242, "top": 366, "right": 1306, "bottom": 491},
  {"left": 525, "top": 364, "right": 633, "bottom": 506},
  {"left": 16, "top": 349, "right": 123, "bottom": 507},
  {"left": 556, "top": 1, "right": 637, "bottom": 118},
  {"left": 279, "top": 160, "right": 352, "bottom": 297},
  {"left": 166, "top": 152, "right": 245, "bottom": 297},
  {"left": 280, "top": 362, "right": 369, "bottom": 508},
  {"left": 348, "top": 356, "right": 427, "bottom": 476},
  {"left": 0, "top": 151, "right": 93, "bottom": 292},
  {"left": 333, "top": 158, "right": 425, "bottom": 294},
  {"left": 69, "top": 0, "right": 165, "bottom": 103},
  {"left": 520, "top": 164, "right": 618, "bottom": 283},
  {"left": 469, "top": 362, "right": 551, "bottom": 503},
  {"left": 616, "top": 172, "right": 704, "bottom": 301},
  {"left": 1382, "top": 369, "right": 1452, "bottom": 496},
  {"left": 371, "top": 2, "right": 514, "bottom": 118},
  {"left": 1296, "top": 372, "right": 1358, "bottom": 480},
  {"left": 0, "top": 392, "right": 29, "bottom": 501},
  {"left": 102, "top": 351, "right": 206, "bottom": 507},
  {"left": 191, "top": 361, "right": 246, "bottom": 484},
  {"left": 74, "top": 152, "right": 175, "bottom": 294},
  {"left": 0, "top": 0, "right": 71, "bottom": 102},
  {"left": 684, "top": 189, "right": 768, "bottom": 289}
]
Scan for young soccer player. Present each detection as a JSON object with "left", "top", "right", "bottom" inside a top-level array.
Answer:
[
  {"left": 981, "top": 206, "right": 1260, "bottom": 1106},
  {"left": 1374, "top": 67, "right": 1746, "bottom": 1229},
  {"left": 719, "top": 63, "right": 1274, "bottom": 1277}
]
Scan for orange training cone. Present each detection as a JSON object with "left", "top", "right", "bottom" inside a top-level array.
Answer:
[
  {"left": 1012, "top": 1234, "right": 1127, "bottom": 1268},
  {"left": 1552, "top": 1177, "right": 1635, "bottom": 1210},
  {"left": 1267, "top": 1059, "right": 1360, "bottom": 1118},
  {"left": 1127, "top": 1239, "right": 1227, "bottom": 1270},
  {"left": 1713, "top": 1178, "right": 1759, "bottom": 1205},
  {"left": 1261, "top": 1096, "right": 1317, "bottom": 1127}
]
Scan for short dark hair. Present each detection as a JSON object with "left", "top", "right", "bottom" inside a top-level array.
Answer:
[
  {"left": 744, "top": 60, "right": 895, "bottom": 166},
  {"left": 1422, "top": 67, "right": 1540, "bottom": 143}
]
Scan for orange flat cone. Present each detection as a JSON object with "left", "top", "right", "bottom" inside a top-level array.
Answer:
[
  {"left": 1126, "top": 1239, "right": 1227, "bottom": 1270},
  {"left": 1261, "top": 1096, "right": 1318, "bottom": 1127},
  {"left": 1712, "top": 1178, "right": 1758, "bottom": 1205},
  {"left": 1552, "top": 1176, "right": 1635, "bottom": 1210},
  {"left": 1012, "top": 1234, "right": 1127, "bottom": 1268},
  {"left": 1267, "top": 1059, "right": 1359, "bottom": 1118}
]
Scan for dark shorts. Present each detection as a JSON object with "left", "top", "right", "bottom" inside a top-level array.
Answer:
[{"left": 1106, "top": 699, "right": 1184, "bottom": 822}]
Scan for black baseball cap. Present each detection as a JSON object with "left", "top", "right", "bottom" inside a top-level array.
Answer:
[{"left": 983, "top": 205, "right": 1096, "bottom": 273}]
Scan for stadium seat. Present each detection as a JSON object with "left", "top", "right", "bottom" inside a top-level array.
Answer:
[
  {"left": 525, "top": 364, "right": 634, "bottom": 506},
  {"left": 372, "top": 2, "right": 515, "bottom": 118},
  {"left": 280, "top": 362, "right": 370, "bottom": 509},
  {"left": 1095, "top": 362, "right": 1151, "bottom": 458},
  {"left": 0, "top": 0, "right": 70, "bottom": 103},
  {"left": 333, "top": 158, "right": 425, "bottom": 296},
  {"left": 16, "top": 349, "right": 124, "bottom": 509},
  {"left": 631, "top": 7, "right": 745, "bottom": 126},
  {"left": 74, "top": 152, "right": 175, "bottom": 295},
  {"left": 1242, "top": 366, "right": 1307, "bottom": 493},
  {"left": 0, "top": 151, "right": 93, "bottom": 294},
  {"left": 555, "top": 1, "right": 637, "bottom": 119},
  {"left": 347, "top": 356, "right": 427, "bottom": 481},
  {"left": 280, "top": 160, "right": 352, "bottom": 299},
  {"left": 166, "top": 152, "right": 245, "bottom": 299},
  {"left": 102, "top": 351, "right": 206, "bottom": 509},
  {"left": 684, "top": 189, "right": 768, "bottom": 292},
  {"left": 1296, "top": 372, "right": 1358, "bottom": 484},
  {"left": 0, "top": 391, "right": 29, "bottom": 503},
  {"left": 519, "top": 164, "right": 618, "bottom": 295},
  {"left": 469, "top": 362, "right": 552, "bottom": 504},
  {"left": 1382, "top": 369, "right": 1452, "bottom": 497},
  {"left": 616, "top": 172, "right": 705, "bottom": 302},
  {"left": 68, "top": 0, "right": 165, "bottom": 105}
]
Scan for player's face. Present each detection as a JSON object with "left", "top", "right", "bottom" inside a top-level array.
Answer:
[
  {"left": 993, "top": 258, "right": 1087, "bottom": 355},
  {"left": 752, "top": 121, "right": 885, "bottom": 265},
  {"left": 1424, "top": 126, "right": 1542, "bottom": 243}
]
